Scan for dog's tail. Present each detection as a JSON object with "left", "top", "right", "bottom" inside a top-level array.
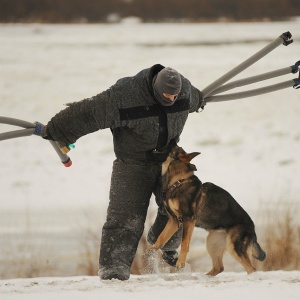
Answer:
[{"left": 252, "top": 240, "right": 266, "bottom": 261}]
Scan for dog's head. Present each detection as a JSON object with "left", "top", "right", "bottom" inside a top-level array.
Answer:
[
  {"left": 163, "top": 145, "right": 200, "bottom": 175},
  {"left": 168, "top": 145, "right": 187, "bottom": 160},
  {"left": 173, "top": 150, "right": 200, "bottom": 172},
  {"left": 162, "top": 145, "right": 199, "bottom": 176}
]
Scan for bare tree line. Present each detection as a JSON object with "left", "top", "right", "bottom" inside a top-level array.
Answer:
[{"left": 0, "top": 0, "right": 299, "bottom": 23}]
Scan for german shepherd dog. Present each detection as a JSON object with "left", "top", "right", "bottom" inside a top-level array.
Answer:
[{"left": 147, "top": 145, "right": 266, "bottom": 275}]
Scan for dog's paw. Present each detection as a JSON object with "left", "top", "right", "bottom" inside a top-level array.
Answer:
[
  {"left": 144, "top": 246, "right": 156, "bottom": 258},
  {"left": 205, "top": 268, "right": 223, "bottom": 276},
  {"left": 175, "top": 254, "right": 188, "bottom": 271},
  {"left": 175, "top": 261, "right": 186, "bottom": 271}
]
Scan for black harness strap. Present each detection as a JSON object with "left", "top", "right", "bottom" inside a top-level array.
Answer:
[
  {"left": 119, "top": 105, "right": 159, "bottom": 120},
  {"left": 118, "top": 98, "right": 190, "bottom": 121},
  {"left": 165, "top": 179, "right": 190, "bottom": 200},
  {"left": 164, "top": 178, "right": 194, "bottom": 224}
]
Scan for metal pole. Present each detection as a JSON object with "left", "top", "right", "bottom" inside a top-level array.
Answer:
[
  {"left": 204, "top": 79, "right": 297, "bottom": 103},
  {"left": 49, "top": 140, "right": 71, "bottom": 166},
  {"left": 202, "top": 32, "right": 293, "bottom": 99},
  {"left": 0, "top": 116, "right": 35, "bottom": 128},
  {"left": 0, "top": 116, "right": 72, "bottom": 167},
  {"left": 0, "top": 128, "right": 35, "bottom": 141},
  {"left": 210, "top": 66, "right": 293, "bottom": 96}
]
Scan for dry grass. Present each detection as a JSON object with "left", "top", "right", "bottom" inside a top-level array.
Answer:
[
  {"left": 76, "top": 224, "right": 100, "bottom": 276},
  {"left": 1, "top": 200, "right": 299, "bottom": 279},
  {"left": 254, "top": 201, "right": 300, "bottom": 271},
  {"left": 0, "top": 231, "right": 57, "bottom": 279}
]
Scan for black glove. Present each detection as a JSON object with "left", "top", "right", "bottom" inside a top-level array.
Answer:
[{"left": 33, "top": 122, "right": 74, "bottom": 154}]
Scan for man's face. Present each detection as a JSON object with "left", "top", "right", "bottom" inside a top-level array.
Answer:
[{"left": 162, "top": 93, "right": 178, "bottom": 103}]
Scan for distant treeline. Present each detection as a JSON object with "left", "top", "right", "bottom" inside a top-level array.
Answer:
[{"left": 0, "top": 0, "right": 299, "bottom": 23}]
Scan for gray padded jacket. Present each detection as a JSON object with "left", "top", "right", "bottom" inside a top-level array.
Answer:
[{"left": 47, "top": 64, "right": 203, "bottom": 163}]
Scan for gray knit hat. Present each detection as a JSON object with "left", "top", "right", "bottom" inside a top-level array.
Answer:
[{"left": 153, "top": 67, "right": 182, "bottom": 106}]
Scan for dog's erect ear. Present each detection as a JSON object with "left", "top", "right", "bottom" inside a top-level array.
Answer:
[{"left": 178, "top": 152, "right": 200, "bottom": 163}]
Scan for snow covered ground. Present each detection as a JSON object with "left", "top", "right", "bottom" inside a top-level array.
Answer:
[
  {"left": 1, "top": 21, "right": 300, "bottom": 212},
  {"left": 0, "top": 20, "right": 300, "bottom": 297},
  {"left": 1, "top": 271, "right": 300, "bottom": 300}
]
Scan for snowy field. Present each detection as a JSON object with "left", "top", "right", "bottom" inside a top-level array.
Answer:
[
  {"left": 0, "top": 20, "right": 300, "bottom": 297},
  {"left": 1, "top": 271, "right": 300, "bottom": 300}
]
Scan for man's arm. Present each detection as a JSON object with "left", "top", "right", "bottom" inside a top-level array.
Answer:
[{"left": 46, "top": 89, "right": 120, "bottom": 145}]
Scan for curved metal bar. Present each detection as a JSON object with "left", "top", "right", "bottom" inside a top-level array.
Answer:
[
  {"left": 204, "top": 79, "right": 295, "bottom": 103},
  {"left": 202, "top": 32, "right": 293, "bottom": 99},
  {"left": 0, "top": 116, "right": 72, "bottom": 167},
  {"left": 210, "top": 66, "right": 293, "bottom": 96},
  {"left": 0, "top": 116, "right": 35, "bottom": 128},
  {"left": 0, "top": 128, "right": 35, "bottom": 141}
]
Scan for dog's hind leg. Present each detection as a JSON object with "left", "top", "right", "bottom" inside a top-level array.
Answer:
[
  {"left": 205, "top": 230, "right": 226, "bottom": 276},
  {"left": 226, "top": 227, "right": 256, "bottom": 274}
]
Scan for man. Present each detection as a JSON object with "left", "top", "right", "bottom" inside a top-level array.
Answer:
[{"left": 35, "top": 64, "right": 204, "bottom": 280}]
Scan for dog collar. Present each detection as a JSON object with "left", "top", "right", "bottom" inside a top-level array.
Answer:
[
  {"left": 165, "top": 179, "right": 192, "bottom": 200},
  {"left": 164, "top": 178, "right": 195, "bottom": 225}
]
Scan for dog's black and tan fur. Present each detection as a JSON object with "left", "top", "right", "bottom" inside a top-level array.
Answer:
[{"left": 147, "top": 145, "right": 266, "bottom": 275}]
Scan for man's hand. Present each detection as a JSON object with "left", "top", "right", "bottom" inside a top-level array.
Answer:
[{"left": 33, "top": 122, "right": 75, "bottom": 154}]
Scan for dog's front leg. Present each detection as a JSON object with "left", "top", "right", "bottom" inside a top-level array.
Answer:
[
  {"left": 146, "top": 217, "right": 179, "bottom": 252},
  {"left": 176, "top": 219, "right": 196, "bottom": 270}
]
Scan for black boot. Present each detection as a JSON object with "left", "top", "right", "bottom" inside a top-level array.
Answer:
[
  {"left": 161, "top": 250, "right": 178, "bottom": 267},
  {"left": 100, "top": 271, "right": 129, "bottom": 281}
]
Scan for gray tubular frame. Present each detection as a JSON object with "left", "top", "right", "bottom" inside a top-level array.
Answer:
[
  {"left": 0, "top": 116, "right": 70, "bottom": 165},
  {"left": 201, "top": 32, "right": 298, "bottom": 105}
]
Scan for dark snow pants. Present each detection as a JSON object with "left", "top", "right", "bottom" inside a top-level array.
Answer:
[{"left": 99, "top": 158, "right": 182, "bottom": 280}]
